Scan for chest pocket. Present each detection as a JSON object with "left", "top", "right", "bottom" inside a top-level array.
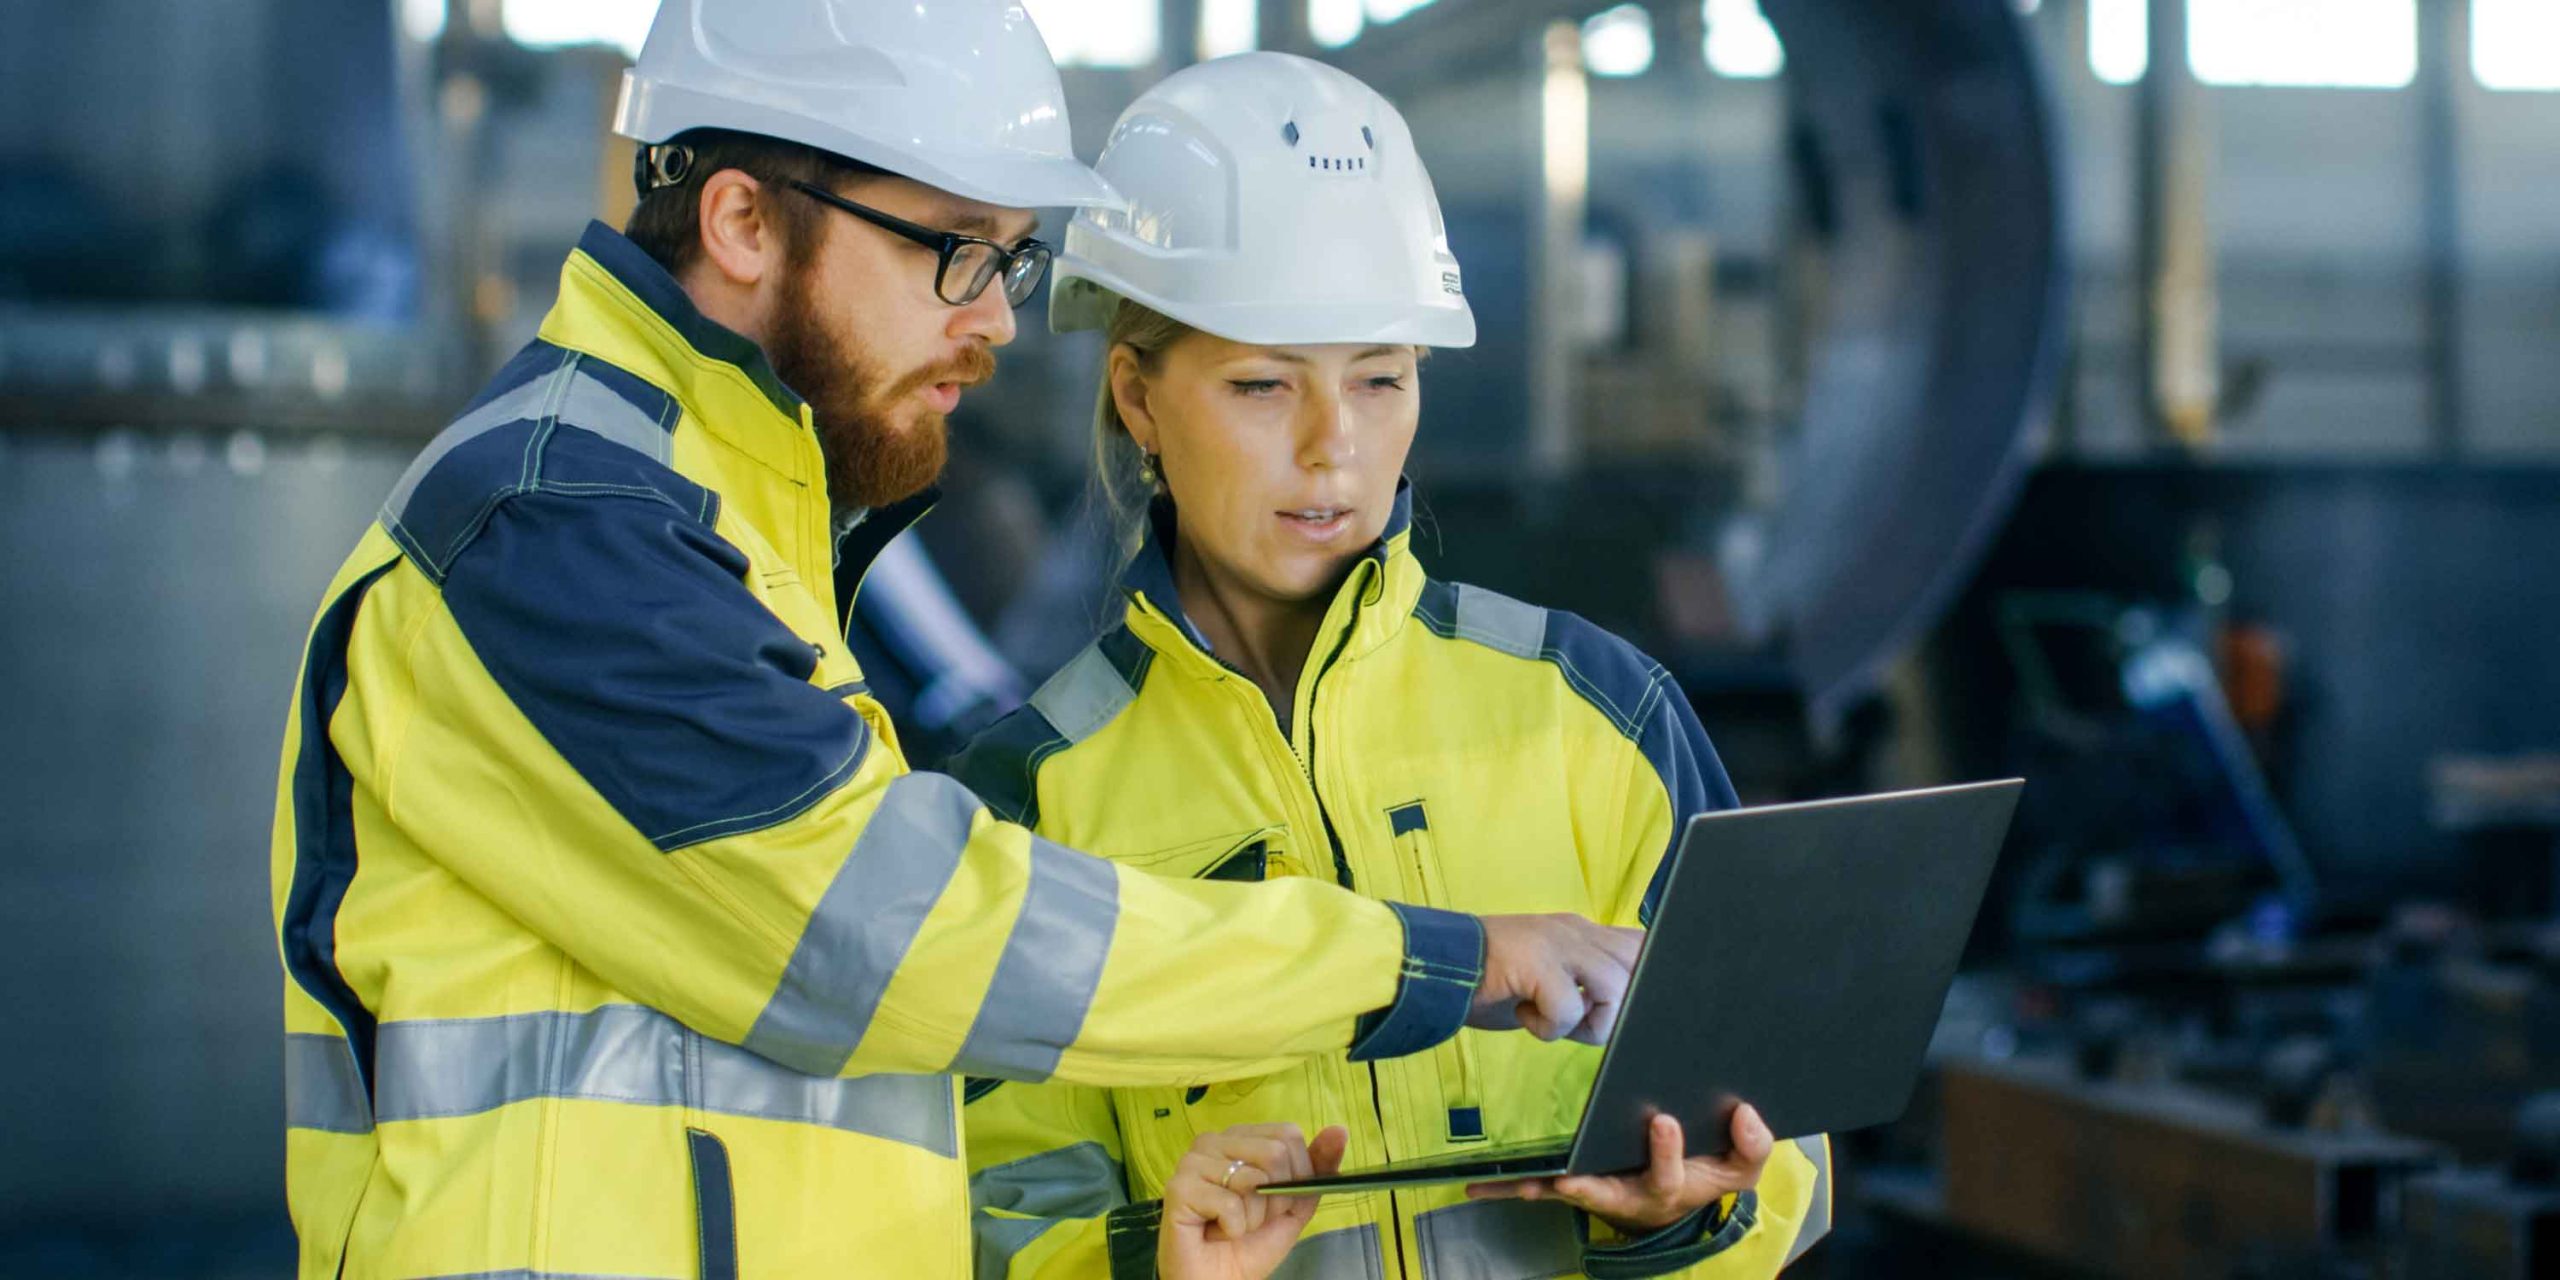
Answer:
[
  {"left": 1385, "top": 801, "right": 1486, "bottom": 1144},
  {"left": 722, "top": 521, "right": 866, "bottom": 697},
  {"left": 1113, "top": 831, "right": 1334, "bottom": 1197}
]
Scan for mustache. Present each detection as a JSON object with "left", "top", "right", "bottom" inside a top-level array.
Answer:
[{"left": 885, "top": 345, "right": 997, "bottom": 401}]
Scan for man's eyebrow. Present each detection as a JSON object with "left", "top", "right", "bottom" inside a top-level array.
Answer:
[{"left": 924, "top": 207, "right": 1037, "bottom": 242}]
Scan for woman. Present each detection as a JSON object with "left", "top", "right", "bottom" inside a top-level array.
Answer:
[{"left": 954, "top": 53, "right": 1831, "bottom": 1280}]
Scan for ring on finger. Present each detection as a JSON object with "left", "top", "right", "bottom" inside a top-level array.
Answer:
[{"left": 1219, "top": 1158, "right": 1248, "bottom": 1190}]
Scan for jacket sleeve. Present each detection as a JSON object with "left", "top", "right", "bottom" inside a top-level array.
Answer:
[
  {"left": 1567, "top": 631, "right": 1834, "bottom": 1276},
  {"left": 379, "top": 486, "right": 1480, "bottom": 1085},
  {"left": 964, "top": 1077, "right": 1157, "bottom": 1279}
]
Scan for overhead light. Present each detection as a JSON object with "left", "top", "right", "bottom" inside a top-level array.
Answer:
[{"left": 1583, "top": 5, "right": 1656, "bottom": 79}]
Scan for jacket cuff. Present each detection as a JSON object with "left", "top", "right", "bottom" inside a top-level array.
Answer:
[
  {"left": 1103, "top": 1199, "right": 1163, "bottom": 1280},
  {"left": 1579, "top": 1191, "right": 1760, "bottom": 1280},
  {"left": 1347, "top": 903, "right": 1484, "bottom": 1062}
]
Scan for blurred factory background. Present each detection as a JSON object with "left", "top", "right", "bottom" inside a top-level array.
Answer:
[{"left": 5, "top": 0, "right": 2558, "bottom": 1275}]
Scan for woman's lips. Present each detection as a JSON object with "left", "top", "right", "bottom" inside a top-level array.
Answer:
[{"left": 1277, "top": 506, "right": 1354, "bottom": 541}]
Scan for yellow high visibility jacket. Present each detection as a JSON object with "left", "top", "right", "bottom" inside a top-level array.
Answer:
[
  {"left": 953, "top": 494, "right": 1834, "bottom": 1279},
  {"left": 269, "top": 222, "right": 1484, "bottom": 1280}
]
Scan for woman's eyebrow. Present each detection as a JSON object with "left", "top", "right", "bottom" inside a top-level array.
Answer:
[{"left": 1245, "top": 347, "right": 1407, "bottom": 367}]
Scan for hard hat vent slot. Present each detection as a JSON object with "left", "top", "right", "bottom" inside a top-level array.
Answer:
[{"left": 1283, "top": 120, "right": 1301, "bottom": 146}]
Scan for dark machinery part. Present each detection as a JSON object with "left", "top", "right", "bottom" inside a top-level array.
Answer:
[
  {"left": 1731, "top": 0, "right": 2067, "bottom": 736},
  {"left": 2395, "top": 1094, "right": 2560, "bottom": 1280},
  {"left": 1939, "top": 1055, "right": 2443, "bottom": 1279}
]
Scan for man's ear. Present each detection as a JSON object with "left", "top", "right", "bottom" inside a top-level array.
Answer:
[
  {"left": 696, "top": 169, "right": 780, "bottom": 288},
  {"left": 1108, "top": 343, "right": 1160, "bottom": 454}
]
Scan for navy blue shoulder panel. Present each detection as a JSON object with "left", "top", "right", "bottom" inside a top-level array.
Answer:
[
  {"left": 946, "top": 624, "right": 1155, "bottom": 831},
  {"left": 383, "top": 345, "right": 695, "bottom": 584},
  {"left": 438, "top": 483, "right": 873, "bottom": 853},
  {"left": 946, "top": 704, "right": 1068, "bottom": 829},
  {"left": 1415, "top": 579, "right": 1739, "bottom": 925},
  {"left": 460, "top": 338, "right": 571, "bottom": 416},
  {"left": 1094, "top": 625, "right": 1156, "bottom": 691},
  {"left": 280, "top": 560, "right": 403, "bottom": 1092}
]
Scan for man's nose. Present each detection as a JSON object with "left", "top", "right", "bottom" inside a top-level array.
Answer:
[{"left": 951, "top": 281, "right": 1019, "bottom": 348}]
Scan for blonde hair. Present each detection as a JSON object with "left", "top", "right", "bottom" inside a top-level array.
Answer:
[{"left": 1091, "top": 294, "right": 1200, "bottom": 554}]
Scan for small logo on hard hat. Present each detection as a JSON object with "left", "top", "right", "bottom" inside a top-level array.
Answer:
[{"left": 1441, "top": 271, "right": 1463, "bottom": 296}]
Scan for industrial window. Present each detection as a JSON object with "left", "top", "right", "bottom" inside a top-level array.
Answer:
[
  {"left": 1200, "top": 0, "right": 1258, "bottom": 60},
  {"left": 1584, "top": 4, "right": 1657, "bottom": 78},
  {"left": 1024, "top": 0, "right": 1159, "bottom": 67},
  {"left": 1310, "top": 0, "right": 1364, "bottom": 48},
  {"left": 1366, "top": 0, "right": 1438, "bottom": 22},
  {"left": 2090, "top": 0, "right": 2149, "bottom": 83},
  {"left": 2474, "top": 0, "right": 2560, "bottom": 90},
  {"left": 500, "top": 0, "right": 658, "bottom": 58},
  {"left": 2091, "top": 0, "right": 2420, "bottom": 88},
  {"left": 399, "top": 0, "right": 447, "bottom": 45},
  {"left": 1703, "top": 0, "right": 1785, "bottom": 78},
  {"left": 1308, "top": 0, "right": 1437, "bottom": 49}
]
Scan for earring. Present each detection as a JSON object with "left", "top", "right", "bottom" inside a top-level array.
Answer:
[{"left": 1138, "top": 451, "right": 1160, "bottom": 487}]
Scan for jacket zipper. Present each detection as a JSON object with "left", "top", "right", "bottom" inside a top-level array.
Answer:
[
  {"left": 1290, "top": 586, "right": 1415, "bottom": 1280},
  {"left": 1156, "top": 569, "right": 1415, "bottom": 1278}
]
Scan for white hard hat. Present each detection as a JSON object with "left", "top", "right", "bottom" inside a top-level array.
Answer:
[
  {"left": 614, "top": 0, "right": 1118, "bottom": 210},
  {"left": 1051, "top": 52, "right": 1475, "bottom": 348}
]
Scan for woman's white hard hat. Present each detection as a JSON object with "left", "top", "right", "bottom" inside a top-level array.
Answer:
[
  {"left": 1051, "top": 52, "right": 1476, "bottom": 348},
  {"left": 614, "top": 0, "right": 1120, "bottom": 210}
]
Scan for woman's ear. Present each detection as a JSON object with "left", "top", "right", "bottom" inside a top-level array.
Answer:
[{"left": 1108, "top": 344, "right": 1160, "bottom": 455}]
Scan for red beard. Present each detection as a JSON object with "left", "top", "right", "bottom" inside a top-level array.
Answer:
[{"left": 765, "top": 270, "right": 993, "bottom": 512}]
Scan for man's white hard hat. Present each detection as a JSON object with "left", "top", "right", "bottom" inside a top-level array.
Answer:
[
  {"left": 1051, "top": 52, "right": 1476, "bottom": 348},
  {"left": 614, "top": 0, "right": 1120, "bottom": 210}
]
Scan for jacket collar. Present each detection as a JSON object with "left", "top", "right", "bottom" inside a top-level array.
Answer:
[
  {"left": 568, "top": 221, "right": 807, "bottom": 419},
  {"left": 1117, "top": 480, "right": 1423, "bottom": 676},
  {"left": 537, "top": 222, "right": 853, "bottom": 582}
]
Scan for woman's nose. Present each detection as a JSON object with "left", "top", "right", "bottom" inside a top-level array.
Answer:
[{"left": 1298, "top": 393, "right": 1355, "bottom": 470}]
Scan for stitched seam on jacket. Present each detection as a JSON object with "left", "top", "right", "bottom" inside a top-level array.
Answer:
[{"left": 648, "top": 739, "right": 869, "bottom": 849}]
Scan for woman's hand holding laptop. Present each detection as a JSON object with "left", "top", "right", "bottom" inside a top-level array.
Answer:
[{"left": 1465, "top": 1106, "right": 1776, "bottom": 1234}]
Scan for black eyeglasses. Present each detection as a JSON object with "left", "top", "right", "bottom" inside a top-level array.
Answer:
[{"left": 789, "top": 180, "right": 1052, "bottom": 308}]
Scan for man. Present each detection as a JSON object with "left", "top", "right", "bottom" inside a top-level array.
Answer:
[{"left": 270, "top": 3, "right": 1643, "bottom": 1277}]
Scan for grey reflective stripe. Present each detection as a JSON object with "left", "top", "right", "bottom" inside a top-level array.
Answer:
[
  {"left": 972, "top": 1140, "right": 1124, "bottom": 1217},
  {"left": 283, "top": 1032, "right": 373, "bottom": 1133},
  {"left": 359, "top": 1004, "right": 955, "bottom": 1155},
  {"left": 1275, "top": 1222, "right": 1385, "bottom": 1280},
  {"left": 1451, "top": 584, "right": 1547, "bottom": 660},
  {"left": 413, "top": 1271, "right": 681, "bottom": 1279},
  {"left": 971, "top": 1141, "right": 1125, "bottom": 1280},
  {"left": 556, "top": 367, "right": 673, "bottom": 464},
  {"left": 1027, "top": 641, "right": 1138, "bottom": 744},
  {"left": 384, "top": 361, "right": 574, "bottom": 524},
  {"left": 973, "top": 1215, "right": 1056, "bottom": 1280},
  {"left": 950, "top": 838, "right": 1121, "bottom": 1081},
  {"left": 409, "top": 1269, "right": 675, "bottom": 1280},
  {"left": 383, "top": 354, "right": 671, "bottom": 532},
  {"left": 1785, "top": 1135, "right": 1834, "bottom": 1266},
  {"left": 1413, "top": 1198, "right": 1579, "bottom": 1280},
  {"left": 743, "top": 771, "right": 981, "bottom": 1076}
]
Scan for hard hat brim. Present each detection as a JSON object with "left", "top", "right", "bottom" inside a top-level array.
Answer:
[
  {"left": 1051, "top": 273, "right": 1477, "bottom": 350},
  {"left": 618, "top": 77, "right": 1123, "bottom": 212}
]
